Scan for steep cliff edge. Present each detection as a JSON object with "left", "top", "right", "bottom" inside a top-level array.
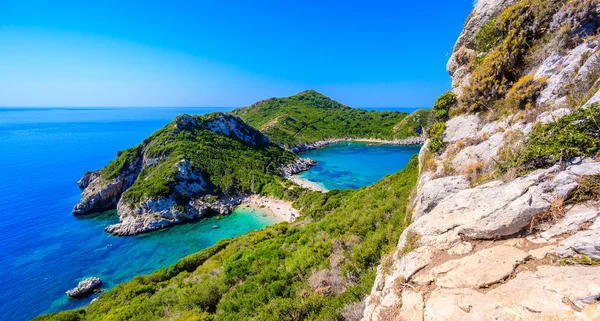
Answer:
[
  {"left": 73, "top": 113, "right": 310, "bottom": 235},
  {"left": 363, "top": 0, "right": 600, "bottom": 320}
]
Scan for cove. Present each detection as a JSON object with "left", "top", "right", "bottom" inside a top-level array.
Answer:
[
  {"left": 296, "top": 142, "right": 422, "bottom": 190},
  {"left": 0, "top": 107, "right": 279, "bottom": 321}
]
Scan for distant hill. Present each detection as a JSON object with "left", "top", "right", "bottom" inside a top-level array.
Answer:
[{"left": 231, "top": 90, "right": 426, "bottom": 148}]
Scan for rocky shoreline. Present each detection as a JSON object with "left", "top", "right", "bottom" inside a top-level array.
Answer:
[{"left": 290, "top": 136, "right": 423, "bottom": 153}]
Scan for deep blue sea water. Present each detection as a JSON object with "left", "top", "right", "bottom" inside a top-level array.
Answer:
[{"left": 0, "top": 107, "right": 420, "bottom": 321}]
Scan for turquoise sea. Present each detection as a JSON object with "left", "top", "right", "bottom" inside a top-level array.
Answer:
[
  {"left": 0, "top": 107, "right": 420, "bottom": 320},
  {"left": 297, "top": 142, "right": 422, "bottom": 190}
]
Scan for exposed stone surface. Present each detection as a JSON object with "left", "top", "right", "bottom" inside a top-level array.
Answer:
[
  {"left": 66, "top": 277, "right": 102, "bottom": 299},
  {"left": 536, "top": 108, "right": 572, "bottom": 124},
  {"left": 363, "top": 1, "right": 600, "bottom": 319},
  {"left": 105, "top": 193, "right": 246, "bottom": 236},
  {"left": 278, "top": 157, "right": 316, "bottom": 176},
  {"left": 410, "top": 164, "right": 583, "bottom": 247},
  {"left": 398, "top": 291, "right": 424, "bottom": 321},
  {"left": 447, "top": 241, "right": 473, "bottom": 256},
  {"left": 535, "top": 41, "right": 598, "bottom": 107},
  {"left": 541, "top": 204, "right": 599, "bottom": 240},
  {"left": 442, "top": 114, "right": 481, "bottom": 144},
  {"left": 427, "top": 246, "right": 529, "bottom": 288},
  {"left": 73, "top": 153, "right": 142, "bottom": 215},
  {"left": 412, "top": 176, "right": 469, "bottom": 221},
  {"left": 451, "top": 132, "right": 504, "bottom": 167},
  {"left": 555, "top": 229, "right": 600, "bottom": 260},
  {"left": 529, "top": 245, "right": 555, "bottom": 260}
]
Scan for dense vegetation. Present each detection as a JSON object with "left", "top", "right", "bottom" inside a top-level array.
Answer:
[
  {"left": 36, "top": 157, "right": 420, "bottom": 321},
  {"left": 99, "top": 113, "right": 297, "bottom": 206},
  {"left": 231, "top": 90, "right": 424, "bottom": 148}
]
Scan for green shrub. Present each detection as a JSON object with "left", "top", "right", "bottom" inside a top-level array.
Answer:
[
  {"left": 474, "top": 19, "right": 503, "bottom": 53},
  {"left": 521, "top": 103, "right": 600, "bottom": 169},
  {"left": 432, "top": 91, "right": 457, "bottom": 121},
  {"left": 427, "top": 122, "right": 447, "bottom": 154},
  {"left": 569, "top": 175, "right": 600, "bottom": 204}
]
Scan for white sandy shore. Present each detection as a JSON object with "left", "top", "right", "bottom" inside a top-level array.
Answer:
[
  {"left": 238, "top": 195, "right": 300, "bottom": 223},
  {"left": 287, "top": 175, "right": 329, "bottom": 193}
]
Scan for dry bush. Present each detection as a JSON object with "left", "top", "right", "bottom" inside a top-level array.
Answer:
[
  {"left": 569, "top": 175, "right": 600, "bottom": 204},
  {"left": 463, "top": 160, "right": 485, "bottom": 182},
  {"left": 339, "top": 301, "right": 365, "bottom": 321},
  {"left": 308, "top": 268, "right": 346, "bottom": 296},
  {"left": 529, "top": 198, "right": 566, "bottom": 232}
]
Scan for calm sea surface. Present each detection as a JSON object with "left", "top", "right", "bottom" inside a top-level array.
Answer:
[{"left": 0, "top": 107, "right": 420, "bottom": 320}]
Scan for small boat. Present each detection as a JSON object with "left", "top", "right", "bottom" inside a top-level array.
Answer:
[{"left": 211, "top": 225, "right": 220, "bottom": 229}]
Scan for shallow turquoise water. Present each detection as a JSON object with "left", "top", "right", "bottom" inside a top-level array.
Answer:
[
  {"left": 297, "top": 142, "right": 422, "bottom": 190},
  {"left": 0, "top": 107, "right": 420, "bottom": 321}
]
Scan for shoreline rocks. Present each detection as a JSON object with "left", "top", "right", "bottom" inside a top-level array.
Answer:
[
  {"left": 66, "top": 277, "right": 102, "bottom": 299},
  {"left": 290, "top": 136, "right": 424, "bottom": 153},
  {"left": 105, "top": 194, "right": 247, "bottom": 236},
  {"left": 278, "top": 158, "right": 316, "bottom": 176}
]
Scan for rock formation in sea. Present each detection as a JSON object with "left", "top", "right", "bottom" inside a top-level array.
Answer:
[
  {"left": 66, "top": 277, "right": 102, "bottom": 299},
  {"left": 363, "top": 0, "right": 600, "bottom": 319}
]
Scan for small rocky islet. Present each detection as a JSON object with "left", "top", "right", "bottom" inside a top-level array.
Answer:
[{"left": 66, "top": 277, "right": 102, "bottom": 299}]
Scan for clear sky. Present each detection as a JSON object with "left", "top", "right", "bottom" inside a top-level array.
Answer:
[{"left": 0, "top": 1, "right": 474, "bottom": 108}]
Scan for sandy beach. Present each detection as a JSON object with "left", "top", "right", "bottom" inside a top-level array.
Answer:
[
  {"left": 287, "top": 175, "right": 329, "bottom": 193},
  {"left": 238, "top": 195, "right": 300, "bottom": 223}
]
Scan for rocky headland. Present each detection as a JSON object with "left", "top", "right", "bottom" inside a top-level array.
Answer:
[{"left": 74, "top": 113, "right": 314, "bottom": 236}]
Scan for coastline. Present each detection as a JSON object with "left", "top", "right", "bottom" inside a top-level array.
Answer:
[
  {"left": 238, "top": 195, "right": 300, "bottom": 223},
  {"left": 290, "top": 136, "right": 423, "bottom": 153},
  {"left": 287, "top": 175, "right": 330, "bottom": 193}
]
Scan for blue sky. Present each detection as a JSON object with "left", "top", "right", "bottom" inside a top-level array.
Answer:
[{"left": 0, "top": 1, "right": 473, "bottom": 107}]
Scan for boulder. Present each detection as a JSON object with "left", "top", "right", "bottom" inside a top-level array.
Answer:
[
  {"left": 541, "top": 205, "right": 598, "bottom": 240},
  {"left": 411, "top": 176, "right": 469, "bottom": 221},
  {"left": 555, "top": 229, "right": 600, "bottom": 260},
  {"left": 66, "top": 277, "right": 102, "bottom": 299},
  {"left": 410, "top": 164, "right": 580, "bottom": 248}
]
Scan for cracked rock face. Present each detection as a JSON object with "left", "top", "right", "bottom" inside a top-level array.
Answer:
[{"left": 72, "top": 155, "right": 142, "bottom": 215}]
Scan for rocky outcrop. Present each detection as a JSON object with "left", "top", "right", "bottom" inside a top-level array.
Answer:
[
  {"left": 72, "top": 151, "right": 142, "bottom": 215},
  {"left": 66, "top": 277, "right": 102, "bottom": 299},
  {"left": 105, "top": 194, "right": 245, "bottom": 236},
  {"left": 278, "top": 158, "right": 316, "bottom": 176},
  {"left": 446, "top": 0, "right": 517, "bottom": 93}
]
